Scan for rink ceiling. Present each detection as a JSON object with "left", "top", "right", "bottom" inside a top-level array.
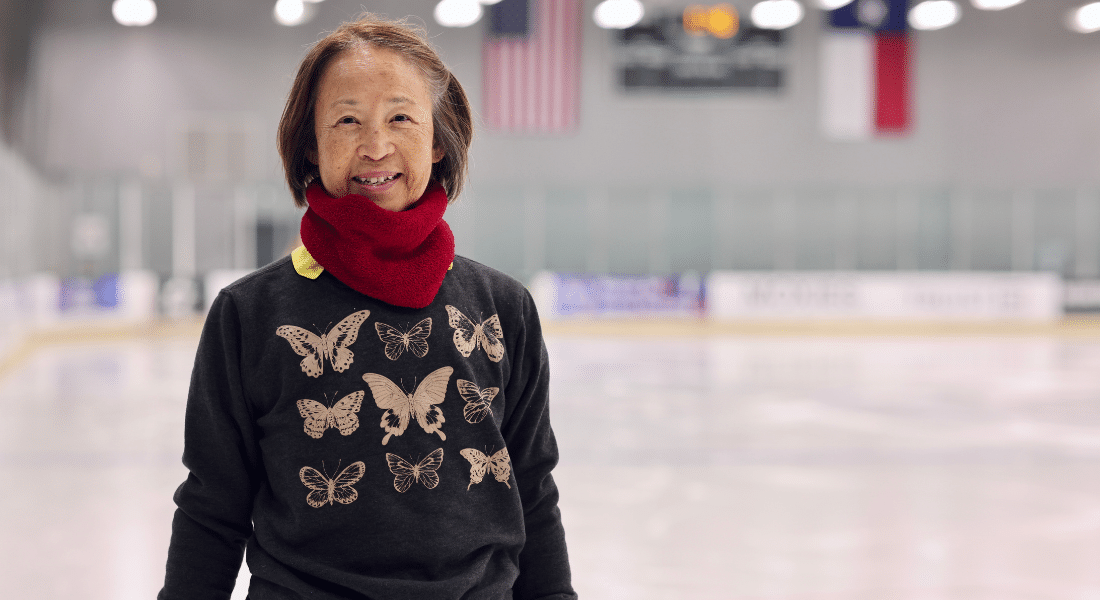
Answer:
[{"left": 11, "top": 0, "right": 1100, "bottom": 187}]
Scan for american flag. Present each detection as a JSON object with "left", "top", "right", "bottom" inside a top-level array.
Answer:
[{"left": 482, "top": 0, "right": 581, "bottom": 133}]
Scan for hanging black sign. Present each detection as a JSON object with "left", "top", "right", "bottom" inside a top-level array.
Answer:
[{"left": 615, "top": 7, "right": 787, "bottom": 92}]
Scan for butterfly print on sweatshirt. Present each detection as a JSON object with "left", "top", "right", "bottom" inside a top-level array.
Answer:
[
  {"left": 456, "top": 379, "right": 498, "bottom": 424},
  {"left": 296, "top": 391, "right": 364, "bottom": 438},
  {"left": 386, "top": 448, "right": 444, "bottom": 493},
  {"left": 460, "top": 447, "right": 511, "bottom": 490},
  {"left": 375, "top": 318, "right": 431, "bottom": 361},
  {"left": 299, "top": 461, "right": 366, "bottom": 507},
  {"left": 363, "top": 366, "right": 452, "bottom": 445},
  {"left": 445, "top": 305, "right": 505, "bottom": 362},
  {"left": 276, "top": 309, "right": 370, "bottom": 377}
]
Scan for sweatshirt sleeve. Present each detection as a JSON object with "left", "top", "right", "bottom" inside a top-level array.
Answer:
[
  {"left": 159, "top": 292, "right": 263, "bottom": 600},
  {"left": 502, "top": 291, "right": 578, "bottom": 600}
]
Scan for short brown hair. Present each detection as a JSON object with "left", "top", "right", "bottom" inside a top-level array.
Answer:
[{"left": 278, "top": 14, "right": 473, "bottom": 207}]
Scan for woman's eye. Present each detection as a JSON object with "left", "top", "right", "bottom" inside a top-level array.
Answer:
[
  {"left": 393, "top": 115, "right": 410, "bottom": 123},
  {"left": 337, "top": 116, "right": 357, "bottom": 125}
]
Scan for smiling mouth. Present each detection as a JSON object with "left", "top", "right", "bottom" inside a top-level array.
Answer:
[{"left": 353, "top": 174, "right": 400, "bottom": 186}]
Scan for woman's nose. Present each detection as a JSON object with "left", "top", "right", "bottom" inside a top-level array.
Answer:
[{"left": 358, "top": 127, "right": 394, "bottom": 161}]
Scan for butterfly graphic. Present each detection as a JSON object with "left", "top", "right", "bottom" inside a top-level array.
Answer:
[
  {"left": 363, "top": 366, "right": 453, "bottom": 445},
  {"left": 459, "top": 447, "right": 511, "bottom": 491},
  {"left": 375, "top": 318, "right": 432, "bottom": 361},
  {"left": 296, "top": 391, "right": 364, "bottom": 438},
  {"left": 299, "top": 460, "right": 366, "bottom": 507},
  {"left": 456, "top": 379, "right": 499, "bottom": 424},
  {"left": 386, "top": 448, "right": 444, "bottom": 493},
  {"left": 276, "top": 309, "right": 371, "bottom": 378},
  {"left": 445, "top": 305, "right": 505, "bottom": 362}
]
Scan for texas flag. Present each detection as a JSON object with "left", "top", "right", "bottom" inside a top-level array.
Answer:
[{"left": 819, "top": 0, "right": 912, "bottom": 140}]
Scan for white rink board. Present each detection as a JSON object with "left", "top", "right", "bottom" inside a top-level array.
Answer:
[{"left": 706, "top": 271, "right": 1064, "bottom": 321}]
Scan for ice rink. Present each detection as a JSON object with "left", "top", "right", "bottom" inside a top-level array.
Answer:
[
  {"left": 3, "top": 322, "right": 1100, "bottom": 599},
  {"left": 5, "top": 1, "right": 1100, "bottom": 598}
]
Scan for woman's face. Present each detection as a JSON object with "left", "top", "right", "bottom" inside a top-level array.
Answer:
[{"left": 310, "top": 45, "right": 442, "bottom": 211}]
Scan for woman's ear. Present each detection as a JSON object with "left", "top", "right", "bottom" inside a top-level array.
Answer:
[
  {"left": 307, "top": 147, "right": 318, "bottom": 165},
  {"left": 432, "top": 143, "right": 444, "bottom": 164}
]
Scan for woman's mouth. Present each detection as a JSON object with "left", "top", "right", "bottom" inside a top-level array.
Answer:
[{"left": 352, "top": 174, "right": 400, "bottom": 186}]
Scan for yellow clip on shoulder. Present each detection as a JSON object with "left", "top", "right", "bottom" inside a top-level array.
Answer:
[{"left": 291, "top": 245, "right": 325, "bottom": 280}]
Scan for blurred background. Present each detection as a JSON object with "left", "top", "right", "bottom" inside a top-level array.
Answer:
[{"left": 4, "top": 0, "right": 1100, "bottom": 598}]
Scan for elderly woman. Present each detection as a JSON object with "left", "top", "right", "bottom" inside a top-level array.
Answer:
[{"left": 159, "top": 14, "right": 575, "bottom": 600}]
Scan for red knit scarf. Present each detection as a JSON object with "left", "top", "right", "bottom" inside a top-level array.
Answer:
[{"left": 299, "top": 182, "right": 455, "bottom": 309}]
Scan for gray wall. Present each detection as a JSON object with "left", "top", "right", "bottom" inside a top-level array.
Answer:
[{"left": 11, "top": 0, "right": 1100, "bottom": 280}]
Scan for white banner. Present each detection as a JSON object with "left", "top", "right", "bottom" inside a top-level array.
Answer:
[{"left": 706, "top": 271, "right": 1063, "bottom": 321}]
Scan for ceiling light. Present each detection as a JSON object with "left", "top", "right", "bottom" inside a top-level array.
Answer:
[
  {"left": 970, "top": 0, "right": 1024, "bottom": 9},
  {"left": 112, "top": 0, "right": 157, "bottom": 26},
  {"left": 435, "top": 0, "right": 483, "bottom": 27},
  {"left": 858, "top": 0, "right": 888, "bottom": 26},
  {"left": 1069, "top": 2, "right": 1100, "bottom": 32},
  {"left": 751, "top": 0, "right": 805, "bottom": 30},
  {"left": 274, "top": 0, "right": 306, "bottom": 25},
  {"left": 817, "top": 0, "right": 854, "bottom": 8},
  {"left": 594, "top": 0, "right": 645, "bottom": 29},
  {"left": 908, "top": 0, "right": 960, "bottom": 30}
]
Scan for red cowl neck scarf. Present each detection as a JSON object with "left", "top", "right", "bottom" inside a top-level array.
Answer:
[{"left": 300, "top": 182, "right": 455, "bottom": 309}]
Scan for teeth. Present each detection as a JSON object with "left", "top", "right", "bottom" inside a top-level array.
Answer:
[{"left": 356, "top": 174, "right": 398, "bottom": 185}]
